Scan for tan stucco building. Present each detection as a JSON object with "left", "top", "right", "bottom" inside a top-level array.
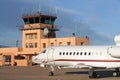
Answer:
[{"left": 0, "top": 12, "right": 89, "bottom": 66}]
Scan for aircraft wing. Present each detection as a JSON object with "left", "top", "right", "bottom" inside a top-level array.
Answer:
[{"left": 58, "top": 63, "right": 106, "bottom": 69}]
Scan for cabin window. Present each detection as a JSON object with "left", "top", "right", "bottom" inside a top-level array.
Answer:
[
  {"left": 73, "top": 52, "right": 75, "bottom": 55},
  {"left": 84, "top": 52, "right": 87, "bottom": 55},
  {"left": 59, "top": 52, "right": 62, "bottom": 55},
  {"left": 66, "top": 52, "right": 68, "bottom": 55},
  {"left": 80, "top": 52, "right": 83, "bottom": 55},
  {"left": 63, "top": 52, "right": 65, "bottom": 55},
  {"left": 77, "top": 52, "right": 79, "bottom": 55},
  {"left": 88, "top": 52, "right": 91, "bottom": 55},
  {"left": 70, "top": 52, "right": 72, "bottom": 55}
]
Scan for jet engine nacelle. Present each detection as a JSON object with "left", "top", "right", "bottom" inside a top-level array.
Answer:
[
  {"left": 114, "top": 35, "right": 120, "bottom": 46},
  {"left": 109, "top": 47, "right": 120, "bottom": 58}
]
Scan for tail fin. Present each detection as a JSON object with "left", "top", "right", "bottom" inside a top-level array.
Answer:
[{"left": 114, "top": 35, "right": 120, "bottom": 46}]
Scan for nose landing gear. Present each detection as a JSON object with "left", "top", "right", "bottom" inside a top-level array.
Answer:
[{"left": 48, "top": 66, "right": 54, "bottom": 76}]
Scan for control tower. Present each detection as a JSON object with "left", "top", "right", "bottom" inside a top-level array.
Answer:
[{"left": 21, "top": 12, "right": 59, "bottom": 52}]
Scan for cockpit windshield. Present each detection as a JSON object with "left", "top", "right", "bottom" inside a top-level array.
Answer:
[{"left": 41, "top": 50, "right": 46, "bottom": 53}]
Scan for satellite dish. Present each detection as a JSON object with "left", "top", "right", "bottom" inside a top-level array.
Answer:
[{"left": 43, "top": 28, "right": 49, "bottom": 37}]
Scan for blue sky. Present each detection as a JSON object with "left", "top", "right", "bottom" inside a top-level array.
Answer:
[{"left": 0, "top": 0, "right": 120, "bottom": 47}]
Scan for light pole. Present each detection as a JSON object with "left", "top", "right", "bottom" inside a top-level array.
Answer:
[{"left": 16, "top": 40, "right": 19, "bottom": 47}]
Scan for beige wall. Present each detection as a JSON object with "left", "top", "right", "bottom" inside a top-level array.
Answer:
[
  {"left": 0, "top": 48, "right": 19, "bottom": 55},
  {"left": 22, "top": 29, "right": 41, "bottom": 52},
  {"left": 40, "top": 37, "right": 89, "bottom": 52}
]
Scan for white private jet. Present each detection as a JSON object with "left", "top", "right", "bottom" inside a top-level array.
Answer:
[{"left": 32, "top": 35, "right": 120, "bottom": 78}]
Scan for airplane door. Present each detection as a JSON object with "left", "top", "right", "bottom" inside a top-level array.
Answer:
[{"left": 47, "top": 48, "right": 54, "bottom": 65}]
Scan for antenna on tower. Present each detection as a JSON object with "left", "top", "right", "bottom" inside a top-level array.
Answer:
[
  {"left": 38, "top": 3, "right": 42, "bottom": 12},
  {"left": 55, "top": 6, "right": 58, "bottom": 16}
]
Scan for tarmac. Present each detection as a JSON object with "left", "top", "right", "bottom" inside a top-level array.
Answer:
[{"left": 0, "top": 65, "right": 120, "bottom": 80}]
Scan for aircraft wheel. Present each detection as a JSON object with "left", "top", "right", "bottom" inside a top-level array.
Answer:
[
  {"left": 113, "top": 72, "right": 120, "bottom": 77},
  {"left": 49, "top": 71, "right": 54, "bottom": 76},
  {"left": 89, "top": 72, "right": 97, "bottom": 78}
]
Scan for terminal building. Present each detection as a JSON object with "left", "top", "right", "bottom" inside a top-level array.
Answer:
[{"left": 0, "top": 12, "right": 89, "bottom": 66}]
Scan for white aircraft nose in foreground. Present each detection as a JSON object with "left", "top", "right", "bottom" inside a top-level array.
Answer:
[{"left": 32, "top": 35, "right": 120, "bottom": 78}]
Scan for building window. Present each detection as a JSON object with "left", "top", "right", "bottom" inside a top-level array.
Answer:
[
  {"left": 26, "top": 43, "right": 29, "bottom": 48},
  {"left": 51, "top": 43, "right": 54, "bottom": 46},
  {"left": 29, "top": 43, "right": 33, "bottom": 48},
  {"left": 81, "top": 42, "right": 84, "bottom": 45},
  {"left": 25, "top": 33, "right": 37, "bottom": 39},
  {"left": 59, "top": 42, "right": 62, "bottom": 45},
  {"left": 23, "top": 18, "right": 29, "bottom": 24},
  {"left": 29, "top": 18, "right": 34, "bottom": 24},
  {"left": 35, "top": 43, "right": 37, "bottom": 48},
  {"left": 35, "top": 17, "right": 40, "bottom": 23},
  {"left": 26, "top": 42, "right": 37, "bottom": 48},
  {"left": 26, "top": 34, "right": 29, "bottom": 39},
  {"left": 29, "top": 34, "right": 33, "bottom": 39},
  {"left": 67, "top": 42, "right": 71, "bottom": 45},
  {"left": 33, "top": 33, "right": 37, "bottom": 39},
  {"left": 43, "top": 43, "right": 46, "bottom": 48}
]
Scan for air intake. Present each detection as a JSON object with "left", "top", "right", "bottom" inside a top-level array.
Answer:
[{"left": 114, "top": 35, "right": 120, "bottom": 46}]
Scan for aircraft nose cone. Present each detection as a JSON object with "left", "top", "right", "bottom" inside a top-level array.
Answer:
[
  {"left": 32, "top": 57, "right": 38, "bottom": 63},
  {"left": 32, "top": 54, "right": 43, "bottom": 64}
]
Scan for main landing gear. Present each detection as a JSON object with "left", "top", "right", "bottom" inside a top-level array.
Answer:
[
  {"left": 88, "top": 67, "right": 120, "bottom": 78},
  {"left": 48, "top": 66, "right": 54, "bottom": 76},
  {"left": 113, "top": 68, "right": 120, "bottom": 77},
  {"left": 88, "top": 68, "right": 98, "bottom": 78}
]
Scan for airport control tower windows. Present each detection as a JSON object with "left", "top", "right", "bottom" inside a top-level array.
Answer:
[
  {"left": 29, "top": 18, "right": 34, "bottom": 24},
  {"left": 41, "top": 17, "right": 45, "bottom": 23},
  {"left": 45, "top": 18, "right": 55, "bottom": 24},
  {"left": 23, "top": 17, "right": 55, "bottom": 24},
  {"left": 23, "top": 18, "right": 29, "bottom": 24},
  {"left": 35, "top": 17, "right": 39, "bottom": 23}
]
